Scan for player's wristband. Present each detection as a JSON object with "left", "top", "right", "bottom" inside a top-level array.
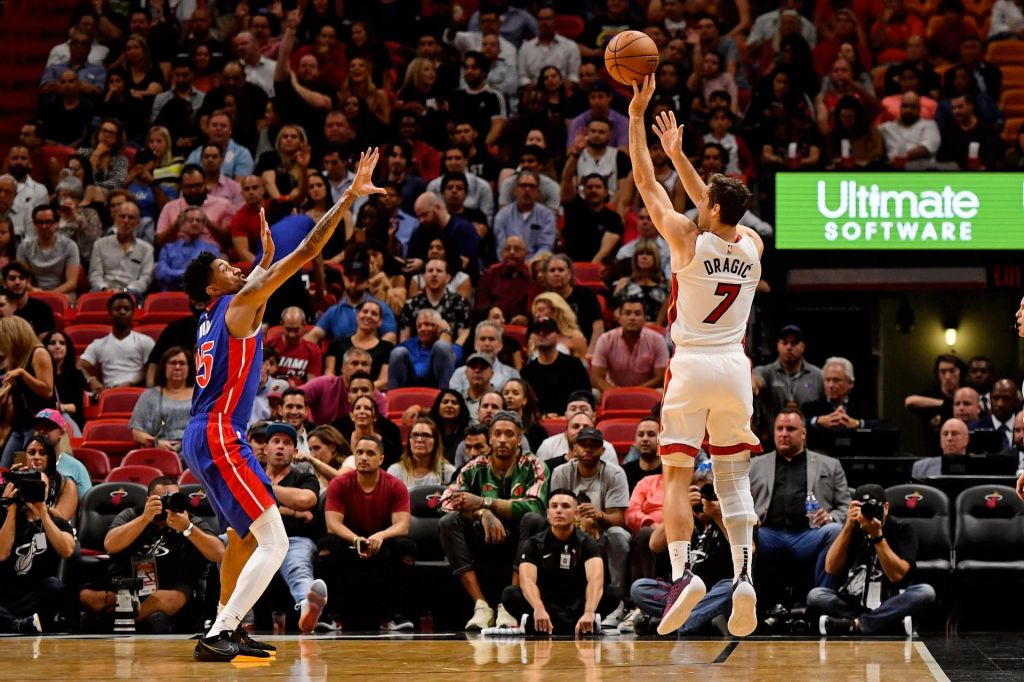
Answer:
[{"left": 251, "top": 265, "right": 268, "bottom": 278}]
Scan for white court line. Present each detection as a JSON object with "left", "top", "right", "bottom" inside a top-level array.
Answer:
[{"left": 914, "top": 640, "right": 951, "bottom": 682}]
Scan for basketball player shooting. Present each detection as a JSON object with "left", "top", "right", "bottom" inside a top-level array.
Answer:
[
  {"left": 627, "top": 76, "right": 764, "bottom": 637},
  {"left": 181, "top": 148, "right": 384, "bottom": 661}
]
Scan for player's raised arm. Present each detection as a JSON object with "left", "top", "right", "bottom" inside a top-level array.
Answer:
[
  {"left": 651, "top": 109, "right": 707, "bottom": 209},
  {"left": 628, "top": 76, "right": 695, "bottom": 259}
]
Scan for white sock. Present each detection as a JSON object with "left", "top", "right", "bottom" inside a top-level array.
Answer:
[
  {"left": 669, "top": 540, "right": 690, "bottom": 581},
  {"left": 731, "top": 545, "right": 753, "bottom": 582},
  {"left": 206, "top": 507, "right": 288, "bottom": 638}
]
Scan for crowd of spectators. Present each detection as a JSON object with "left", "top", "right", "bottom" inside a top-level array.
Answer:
[{"left": 0, "top": 0, "right": 1022, "bottom": 638}]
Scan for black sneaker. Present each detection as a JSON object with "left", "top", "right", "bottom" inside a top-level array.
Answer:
[
  {"left": 13, "top": 613, "right": 42, "bottom": 634},
  {"left": 818, "top": 615, "right": 858, "bottom": 636},
  {"left": 147, "top": 612, "right": 173, "bottom": 634},
  {"left": 193, "top": 631, "right": 240, "bottom": 662},
  {"left": 231, "top": 627, "right": 276, "bottom": 656}
]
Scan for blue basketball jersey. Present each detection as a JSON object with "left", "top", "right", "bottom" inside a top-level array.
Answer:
[{"left": 191, "top": 295, "right": 263, "bottom": 424}]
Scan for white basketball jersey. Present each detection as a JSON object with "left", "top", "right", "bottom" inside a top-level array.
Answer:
[{"left": 670, "top": 231, "right": 761, "bottom": 347}]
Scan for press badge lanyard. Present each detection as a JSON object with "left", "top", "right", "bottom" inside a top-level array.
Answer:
[{"left": 560, "top": 545, "right": 572, "bottom": 570}]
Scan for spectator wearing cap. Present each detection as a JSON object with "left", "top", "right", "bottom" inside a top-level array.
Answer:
[
  {"left": 492, "top": 171, "right": 557, "bottom": 260},
  {"left": 440, "top": 411, "right": 550, "bottom": 631},
  {"left": 753, "top": 325, "right": 825, "bottom": 428},
  {"left": 304, "top": 260, "right": 398, "bottom": 346},
  {"left": 812, "top": 483, "right": 935, "bottom": 636},
  {"left": 88, "top": 198, "right": 154, "bottom": 297},
  {"left": 802, "top": 357, "right": 879, "bottom": 432},
  {"left": 270, "top": 306, "right": 322, "bottom": 388},
  {"left": 459, "top": 353, "right": 497, "bottom": 420},
  {"left": 566, "top": 80, "right": 630, "bottom": 151},
  {"left": 78, "top": 293, "right": 155, "bottom": 392},
  {"left": 154, "top": 206, "right": 221, "bottom": 291},
  {"left": 536, "top": 393, "right": 620, "bottom": 466},
  {"left": 388, "top": 309, "right": 458, "bottom": 391},
  {"left": 450, "top": 321, "right": 521, "bottom": 397},
  {"left": 248, "top": 421, "right": 270, "bottom": 464},
  {"left": 319, "top": 432, "right": 415, "bottom": 631},
  {"left": 590, "top": 298, "right": 668, "bottom": 394},
  {"left": 263, "top": 422, "right": 330, "bottom": 634},
  {"left": 32, "top": 408, "right": 91, "bottom": 497},
  {"left": 521, "top": 317, "right": 592, "bottom": 417},
  {"left": 546, "top": 425, "right": 630, "bottom": 629}
]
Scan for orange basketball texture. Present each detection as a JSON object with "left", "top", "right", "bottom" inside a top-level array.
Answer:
[{"left": 604, "top": 30, "right": 660, "bottom": 85}]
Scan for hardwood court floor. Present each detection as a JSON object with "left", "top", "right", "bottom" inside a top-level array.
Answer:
[{"left": 0, "top": 634, "right": 949, "bottom": 681}]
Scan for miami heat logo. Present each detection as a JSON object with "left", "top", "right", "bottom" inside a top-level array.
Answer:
[
  {"left": 110, "top": 488, "right": 128, "bottom": 505},
  {"left": 482, "top": 484, "right": 497, "bottom": 494},
  {"left": 511, "top": 485, "right": 525, "bottom": 498},
  {"left": 904, "top": 491, "right": 924, "bottom": 510},
  {"left": 188, "top": 490, "right": 207, "bottom": 508},
  {"left": 985, "top": 491, "right": 1003, "bottom": 509},
  {"left": 426, "top": 492, "right": 442, "bottom": 510}
]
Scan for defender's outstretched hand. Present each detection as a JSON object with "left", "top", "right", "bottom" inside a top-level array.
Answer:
[
  {"left": 628, "top": 74, "right": 657, "bottom": 118},
  {"left": 350, "top": 147, "right": 386, "bottom": 198},
  {"left": 652, "top": 110, "right": 685, "bottom": 157}
]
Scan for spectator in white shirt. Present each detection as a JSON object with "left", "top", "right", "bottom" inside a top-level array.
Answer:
[
  {"left": 88, "top": 202, "right": 154, "bottom": 297},
  {"left": 6, "top": 147, "right": 49, "bottom": 240},
  {"left": 878, "top": 92, "right": 941, "bottom": 170},
  {"left": 518, "top": 6, "right": 581, "bottom": 87},
  {"left": 78, "top": 293, "right": 156, "bottom": 391},
  {"left": 233, "top": 31, "right": 276, "bottom": 97}
]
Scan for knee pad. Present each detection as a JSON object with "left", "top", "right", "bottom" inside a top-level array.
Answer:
[
  {"left": 711, "top": 454, "right": 758, "bottom": 526},
  {"left": 251, "top": 507, "right": 289, "bottom": 566}
]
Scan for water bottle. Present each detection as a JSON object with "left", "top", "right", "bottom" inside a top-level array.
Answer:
[
  {"left": 805, "top": 493, "right": 822, "bottom": 528},
  {"left": 420, "top": 611, "right": 433, "bottom": 634}
]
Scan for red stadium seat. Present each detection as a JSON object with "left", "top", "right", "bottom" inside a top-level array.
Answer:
[
  {"left": 504, "top": 324, "right": 527, "bottom": 348},
  {"left": 133, "top": 324, "right": 165, "bottom": 343},
  {"left": 554, "top": 14, "right": 584, "bottom": 40},
  {"left": 123, "top": 448, "right": 182, "bottom": 477},
  {"left": 178, "top": 469, "right": 200, "bottom": 485},
  {"left": 82, "top": 419, "right": 137, "bottom": 467},
  {"left": 97, "top": 386, "right": 146, "bottom": 419},
  {"left": 73, "top": 447, "right": 111, "bottom": 484},
  {"left": 598, "top": 387, "right": 661, "bottom": 420},
  {"left": 541, "top": 417, "right": 566, "bottom": 437},
  {"left": 65, "top": 324, "right": 112, "bottom": 356},
  {"left": 597, "top": 418, "right": 641, "bottom": 460},
  {"left": 105, "top": 465, "right": 163, "bottom": 486},
  {"left": 30, "top": 291, "right": 71, "bottom": 319},
  {"left": 73, "top": 291, "right": 118, "bottom": 324},
  {"left": 386, "top": 387, "right": 440, "bottom": 420},
  {"left": 139, "top": 291, "right": 191, "bottom": 324}
]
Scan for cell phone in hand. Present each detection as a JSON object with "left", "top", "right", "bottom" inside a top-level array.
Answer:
[{"left": 355, "top": 538, "right": 368, "bottom": 555}]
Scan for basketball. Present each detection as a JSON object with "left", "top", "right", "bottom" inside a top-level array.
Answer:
[{"left": 604, "top": 30, "right": 660, "bottom": 85}]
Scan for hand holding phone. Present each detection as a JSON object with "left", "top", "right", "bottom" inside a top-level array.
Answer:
[{"left": 355, "top": 537, "right": 368, "bottom": 557}]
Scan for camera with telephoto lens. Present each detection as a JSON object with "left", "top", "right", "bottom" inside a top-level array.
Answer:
[
  {"left": 111, "top": 577, "right": 144, "bottom": 633},
  {"left": 1, "top": 469, "right": 46, "bottom": 505},
  {"left": 859, "top": 497, "right": 885, "bottom": 521},
  {"left": 154, "top": 491, "right": 189, "bottom": 522}
]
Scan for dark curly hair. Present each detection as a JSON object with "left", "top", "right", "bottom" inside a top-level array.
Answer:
[{"left": 183, "top": 250, "right": 217, "bottom": 302}]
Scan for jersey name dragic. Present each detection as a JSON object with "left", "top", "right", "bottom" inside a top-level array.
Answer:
[
  {"left": 670, "top": 232, "right": 760, "bottom": 347},
  {"left": 191, "top": 295, "right": 263, "bottom": 423}
]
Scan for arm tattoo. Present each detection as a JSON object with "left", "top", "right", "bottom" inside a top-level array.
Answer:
[{"left": 302, "top": 189, "right": 356, "bottom": 253}]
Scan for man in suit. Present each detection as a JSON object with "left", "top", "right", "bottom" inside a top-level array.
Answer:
[
  {"left": 1000, "top": 411, "right": 1024, "bottom": 475},
  {"left": 971, "top": 378, "right": 1019, "bottom": 451},
  {"left": 750, "top": 409, "right": 850, "bottom": 589},
  {"left": 911, "top": 418, "right": 969, "bottom": 479},
  {"left": 802, "top": 357, "right": 878, "bottom": 431}
]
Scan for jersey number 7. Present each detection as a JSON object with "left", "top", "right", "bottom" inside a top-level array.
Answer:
[
  {"left": 195, "top": 341, "right": 215, "bottom": 388},
  {"left": 703, "top": 283, "right": 741, "bottom": 324}
]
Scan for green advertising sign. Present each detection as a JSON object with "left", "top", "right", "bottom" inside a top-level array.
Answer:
[{"left": 775, "top": 172, "right": 1024, "bottom": 250}]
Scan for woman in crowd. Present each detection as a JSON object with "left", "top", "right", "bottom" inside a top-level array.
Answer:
[
  {"left": 304, "top": 170, "right": 333, "bottom": 223},
  {"left": 145, "top": 125, "right": 184, "bottom": 199},
  {"left": 129, "top": 346, "right": 194, "bottom": 452},
  {"left": 331, "top": 393, "right": 402, "bottom": 466},
  {"left": 500, "top": 378, "right": 548, "bottom": 452},
  {"left": 294, "top": 424, "right": 351, "bottom": 491},
  {"left": 323, "top": 300, "right": 393, "bottom": 391},
  {"left": 387, "top": 417, "right": 456, "bottom": 489},
  {"left": 190, "top": 43, "right": 221, "bottom": 93},
  {"left": 535, "top": 65, "right": 573, "bottom": 120},
  {"left": 428, "top": 389, "right": 470, "bottom": 464},
  {"left": 825, "top": 95, "right": 885, "bottom": 169},
  {"left": 0, "top": 316, "right": 56, "bottom": 468},
  {"left": 98, "top": 71, "right": 147, "bottom": 144},
  {"left": 62, "top": 154, "right": 107, "bottom": 210},
  {"left": 347, "top": 20, "right": 395, "bottom": 91},
  {"left": 15, "top": 437, "right": 77, "bottom": 521},
  {"left": 121, "top": 33, "right": 164, "bottom": 106},
  {"left": 40, "top": 331, "right": 85, "bottom": 435},
  {"left": 612, "top": 242, "right": 669, "bottom": 324},
  {"left": 530, "top": 292, "right": 588, "bottom": 359},
  {"left": 338, "top": 56, "right": 391, "bottom": 127},
  {"left": 76, "top": 118, "right": 130, "bottom": 194},
  {"left": 395, "top": 58, "right": 448, "bottom": 147},
  {"left": 256, "top": 124, "right": 311, "bottom": 200},
  {"left": 364, "top": 240, "right": 407, "bottom": 317},
  {"left": 55, "top": 176, "right": 103, "bottom": 264}
]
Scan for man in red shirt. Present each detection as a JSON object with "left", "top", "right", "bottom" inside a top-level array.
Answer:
[
  {"left": 269, "top": 306, "right": 322, "bottom": 387},
  {"left": 475, "top": 235, "right": 531, "bottom": 323},
  {"left": 230, "top": 175, "right": 266, "bottom": 263},
  {"left": 319, "top": 433, "right": 415, "bottom": 630}
]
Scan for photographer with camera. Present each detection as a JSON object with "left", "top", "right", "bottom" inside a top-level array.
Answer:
[
  {"left": 78, "top": 477, "right": 223, "bottom": 633},
  {"left": 0, "top": 467, "right": 75, "bottom": 633},
  {"left": 811, "top": 483, "right": 936, "bottom": 636}
]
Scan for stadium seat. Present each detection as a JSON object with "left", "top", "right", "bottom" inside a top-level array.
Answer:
[
  {"left": 123, "top": 448, "right": 183, "bottom": 477},
  {"left": 139, "top": 291, "right": 191, "bottom": 324},
  {"left": 386, "top": 387, "right": 440, "bottom": 420},
  {"left": 554, "top": 14, "right": 584, "bottom": 40},
  {"left": 885, "top": 484, "right": 952, "bottom": 575},
  {"left": 408, "top": 485, "right": 449, "bottom": 570},
  {"left": 987, "top": 39, "right": 1024, "bottom": 66},
  {"left": 97, "top": 386, "right": 146, "bottom": 419},
  {"left": 1002, "top": 66, "right": 1024, "bottom": 90},
  {"left": 598, "top": 387, "right": 661, "bottom": 420},
  {"left": 925, "top": 14, "right": 978, "bottom": 38},
  {"left": 82, "top": 419, "right": 137, "bottom": 466},
  {"left": 503, "top": 324, "right": 527, "bottom": 349},
  {"left": 76, "top": 482, "right": 147, "bottom": 555},
  {"left": 30, "top": 291, "right": 71, "bottom": 320},
  {"left": 73, "top": 447, "right": 111, "bottom": 484},
  {"left": 179, "top": 483, "right": 221, "bottom": 534},
  {"left": 597, "top": 418, "right": 640, "bottom": 460},
  {"left": 1003, "top": 116, "right": 1024, "bottom": 144},
  {"left": 65, "top": 324, "right": 112, "bottom": 356},
  {"left": 105, "top": 465, "right": 164, "bottom": 486},
  {"left": 541, "top": 417, "right": 566, "bottom": 437},
  {"left": 574, "top": 262, "right": 605, "bottom": 293},
  {"left": 73, "top": 291, "right": 118, "bottom": 324},
  {"left": 178, "top": 469, "right": 199, "bottom": 485},
  {"left": 133, "top": 324, "right": 165, "bottom": 343},
  {"left": 953, "top": 484, "right": 1024, "bottom": 571},
  {"left": 999, "top": 89, "right": 1024, "bottom": 117}
]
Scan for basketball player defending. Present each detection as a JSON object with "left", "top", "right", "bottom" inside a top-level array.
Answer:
[
  {"left": 181, "top": 149, "right": 384, "bottom": 661},
  {"left": 628, "top": 76, "right": 764, "bottom": 637}
]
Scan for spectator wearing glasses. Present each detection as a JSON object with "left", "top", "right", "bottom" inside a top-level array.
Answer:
[
  {"left": 492, "top": 170, "right": 557, "bottom": 259},
  {"left": 76, "top": 119, "right": 130, "bottom": 194},
  {"left": 16, "top": 206, "right": 79, "bottom": 296},
  {"left": 154, "top": 206, "right": 220, "bottom": 291},
  {"left": 88, "top": 201, "right": 154, "bottom": 297},
  {"left": 387, "top": 417, "right": 456, "bottom": 489}
]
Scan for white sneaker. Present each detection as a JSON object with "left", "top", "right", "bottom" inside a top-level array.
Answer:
[
  {"left": 494, "top": 604, "right": 517, "bottom": 628},
  {"left": 601, "top": 601, "right": 626, "bottom": 630},
  {"left": 903, "top": 616, "right": 914, "bottom": 637},
  {"left": 298, "top": 579, "right": 328, "bottom": 633},
  {"left": 617, "top": 608, "right": 642, "bottom": 634},
  {"left": 727, "top": 573, "right": 758, "bottom": 637},
  {"left": 382, "top": 617, "right": 414, "bottom": 631},
  {"left": 465, "top": 599, "right": 494, "bottom": 631}
]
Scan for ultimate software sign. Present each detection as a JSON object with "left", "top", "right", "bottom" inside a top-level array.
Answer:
[{"left": 775, "top": 172, "right": 1024, "bottom": 250}]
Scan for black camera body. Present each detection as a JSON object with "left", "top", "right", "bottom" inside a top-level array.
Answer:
[
  {"left": 860, "top": 498, "right": 885, "bottom": 521},
  {"left": 110, "top": 576, "right": 145, "bottom": 593},
  {"left": 153, "top": 491, "right": 189, "bottom": 522},
  {"left": 5, "top": 469, "right": 46, "bottom": 503}
]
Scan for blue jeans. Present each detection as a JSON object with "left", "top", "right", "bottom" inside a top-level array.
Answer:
[
  {"left": 631, "top": 577, "right": 734, "bottom": 635},
  {"left": 388, "top": 341, "right": 457, "bottom": 389},
  {"left": 758, "top": 524, "right": 843, "bottom": 589},
  {"left": 0, "top": 427, "right": 34, "bottom": 468},
  {"left": 279, "top": 536, "right": 317, "bottom": 605},
  {"left": 806, "top": 584, "right": 936, "bottom": 635}
]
